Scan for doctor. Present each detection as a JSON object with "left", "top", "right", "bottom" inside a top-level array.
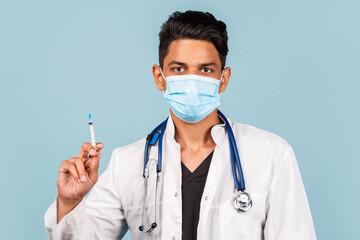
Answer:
[{"left": 44, "top": 10, "right": 316, "bottom": 240}]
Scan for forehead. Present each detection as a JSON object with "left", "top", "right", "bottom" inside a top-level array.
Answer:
[{"left": 164, "top": 39, "right": 221, "bottom": 66}]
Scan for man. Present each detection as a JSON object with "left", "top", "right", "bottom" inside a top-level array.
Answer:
[{"left": 44, "top": 10, "right": 316, "bottom": 240}]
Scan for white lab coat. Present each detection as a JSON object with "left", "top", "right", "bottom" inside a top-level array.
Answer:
[{"left": 44, "top": 115, "right": 316, "bottom": 240}]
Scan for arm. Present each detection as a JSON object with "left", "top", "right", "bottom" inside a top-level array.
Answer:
[
  {"left": 264, "top": 146, "right": 317, "bottom": 240},
  {"left": 44, "top": 148, "right": 128, "bottom": 240}
]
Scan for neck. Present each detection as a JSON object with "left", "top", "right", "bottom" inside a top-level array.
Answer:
[{"left": 171, "top": 109, "right": 220, "bottom": 152}]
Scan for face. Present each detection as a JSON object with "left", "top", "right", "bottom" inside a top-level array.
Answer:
[{"left": 153, "top": 39, "right": 231, "bottom": 93}]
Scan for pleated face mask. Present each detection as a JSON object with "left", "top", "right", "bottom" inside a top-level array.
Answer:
[{"left": 161, "top": 69, "right": 223, "bottom": 123}]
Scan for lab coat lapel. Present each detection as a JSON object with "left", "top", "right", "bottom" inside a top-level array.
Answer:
[
  {"left": 197, "top": 119, "right": 228, "bottom": 240},
  {"left": 160, "top": 115, "right": 183, "bottom": 239}
]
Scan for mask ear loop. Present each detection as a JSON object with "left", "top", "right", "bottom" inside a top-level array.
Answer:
[
  {"left": 220, "top": 70, "right": 224, "bottom": 83},
  {"left": 160, "top": 68, "right": 166, "bottom": 81},
  {"left": 218, "top": 70, "right": 225, "bottom": 94},
  {"left": 160, "top": 68, "right": 168, "bottom": 94}
]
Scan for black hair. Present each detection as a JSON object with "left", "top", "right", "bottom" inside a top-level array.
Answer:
[{"left": 158, "top": 10, "right": 229, "bottom": 70}]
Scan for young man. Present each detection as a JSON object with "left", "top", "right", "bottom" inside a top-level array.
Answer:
[{"left": 44, "top": 11, "right": 316, "bottom": 240}]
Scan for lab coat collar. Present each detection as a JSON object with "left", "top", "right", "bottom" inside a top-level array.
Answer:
[{"left": 164, "top": 111, "right": 227, "bottom": 147}]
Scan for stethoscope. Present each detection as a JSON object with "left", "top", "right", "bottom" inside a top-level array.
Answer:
[{"left": 139, "top": 110, "right": 252, "bottom": 233}]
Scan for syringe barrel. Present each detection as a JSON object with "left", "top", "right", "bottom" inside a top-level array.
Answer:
[{"left": 89, "top": 122, "right": 97, "bottom": 150}]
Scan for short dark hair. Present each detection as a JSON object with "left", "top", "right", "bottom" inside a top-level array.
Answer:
[{"left": 158, "top": 10, "right": 229, "bottom": 70}]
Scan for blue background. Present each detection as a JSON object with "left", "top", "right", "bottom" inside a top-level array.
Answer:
[{"left": 0, "top": 0, "right": 358, "bottom": 239}]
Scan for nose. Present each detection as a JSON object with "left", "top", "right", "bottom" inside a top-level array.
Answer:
[{"left": 187, "top": 67, "right": 198, "bottom": 75}]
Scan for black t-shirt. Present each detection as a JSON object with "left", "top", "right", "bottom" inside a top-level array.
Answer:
[{"left": 181, "top": 150, "right": 214, "bottom": 240}]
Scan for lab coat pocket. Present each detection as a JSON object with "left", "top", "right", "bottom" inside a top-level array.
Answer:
[{"left": 219, "top": 192, "right": 267, "bottom": 240}]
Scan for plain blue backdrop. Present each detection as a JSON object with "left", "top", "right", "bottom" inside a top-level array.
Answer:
[{"left": 0, "top": 0, "right": 358, "bottom": 239}]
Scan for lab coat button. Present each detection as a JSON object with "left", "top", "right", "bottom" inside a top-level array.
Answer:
[
  {"left": 205, "top": 196, "right": 208, "bottom": 200},
  {"left": 174, "top": 192, "right": 178, "bottom": 197},
  {"left": 172, "top": 236, "right": 176, "bottom": 240}
]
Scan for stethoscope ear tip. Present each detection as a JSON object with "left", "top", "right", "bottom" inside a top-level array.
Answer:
[{"left": 139, "top": 223, "right": 158, "bottom": 233}]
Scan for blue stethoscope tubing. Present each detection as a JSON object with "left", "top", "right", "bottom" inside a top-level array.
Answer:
[
  {"left": 217, "top": 110, "right": 245, "bottom": 191},
  {"left": 143, "top": 118, "right": 168, "bottom": 175},
  {"left": 139, "top": 110, "right": 251, "bottom": 233},
  {"left": 142, "top": 110, "right": 245, "bottom": 191}
]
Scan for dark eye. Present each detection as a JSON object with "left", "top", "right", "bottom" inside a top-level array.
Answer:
[
  {"left": 172, "top": 67, "right": 184, "bottom": 72},
  {"left": 202, "top": 68, "right": 212, "bottom": 73}
]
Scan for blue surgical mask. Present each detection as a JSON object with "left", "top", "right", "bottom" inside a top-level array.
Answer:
[{"left": 161, "top": 69, "right": 223, "bottom": 123}]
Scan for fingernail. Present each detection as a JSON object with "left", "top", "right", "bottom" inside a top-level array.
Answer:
[
  {"left": 90, "top": 149, "right": 96, "bottom": 155},
  {"left": 81, "top": 175, "right": 86, "bottom": 182}
]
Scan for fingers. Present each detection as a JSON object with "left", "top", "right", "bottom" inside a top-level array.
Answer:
[
  {"left": 78, "top": 142, "right": 104, "bottom": 158},
  {"left": 96, "top": 142, "right": 104, "bottom": 152},
  {"left": 68, "top": 158, "right": 87, "bottom": 183},
  {"left": 60, "top": 142, "right": 104, "bottom": 185},
  {"left": 86, "top": 153, "right": 102, "bottom": 182},
  {"left": 61, "top": 156, "right": 95, "bottom": 184},
  {"left": 60, "top": 161, "right": 80, "bottom": 183}
]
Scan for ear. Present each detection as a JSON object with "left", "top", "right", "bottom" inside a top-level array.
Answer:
[
  {"left": 219, "top": 67, "right": 231, "bottom": 93},
  {"left": 152, "top": 64, "right": 166, "bottom": 91}
]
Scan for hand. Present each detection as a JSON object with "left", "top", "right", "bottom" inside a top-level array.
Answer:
[{"left": 56, "top": 142, "right": 103, "bottom": 223}]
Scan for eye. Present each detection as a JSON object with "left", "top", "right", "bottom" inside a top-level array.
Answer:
[
  {"left": 201, "top": 68, "right": 213, "bottom": 73},
  {"left": 172, "top": 67, "right": 184, "bottom": 72}
]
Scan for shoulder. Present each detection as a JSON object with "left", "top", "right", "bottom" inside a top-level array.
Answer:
[
  {"left": 231, "top": 120, "right": 290, "bottom": 147},
  {"left": 229, "top": 120, "right": 294, "bottom": 168},
  {"left": 106, "top": 137, "right": 147, "bottom": 175},
  {"left": 229, "top": 120, "right": 298, "bottom": 190},
  {"left": 111, "top": 137, "right": 147, "bottom": 159}
]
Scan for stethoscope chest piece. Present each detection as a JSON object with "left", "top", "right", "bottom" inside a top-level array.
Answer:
[{"left": 233, "top": 191, "right": 252, "bottom": 212}]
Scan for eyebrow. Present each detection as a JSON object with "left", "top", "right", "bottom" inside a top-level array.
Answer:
[
  {"left": 167, "top": 61, "right": 218, "bottom": 68},
  {"left": 167, "top": 61, "right": 187, "bottom": 67},
  {"left": 199, "top": 62, "right": 218, "bottom": 68}
]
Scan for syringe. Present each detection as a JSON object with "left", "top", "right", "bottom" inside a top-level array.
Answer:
[{"left": 88, "top": 111, "right": 97, "bottom": 151}]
